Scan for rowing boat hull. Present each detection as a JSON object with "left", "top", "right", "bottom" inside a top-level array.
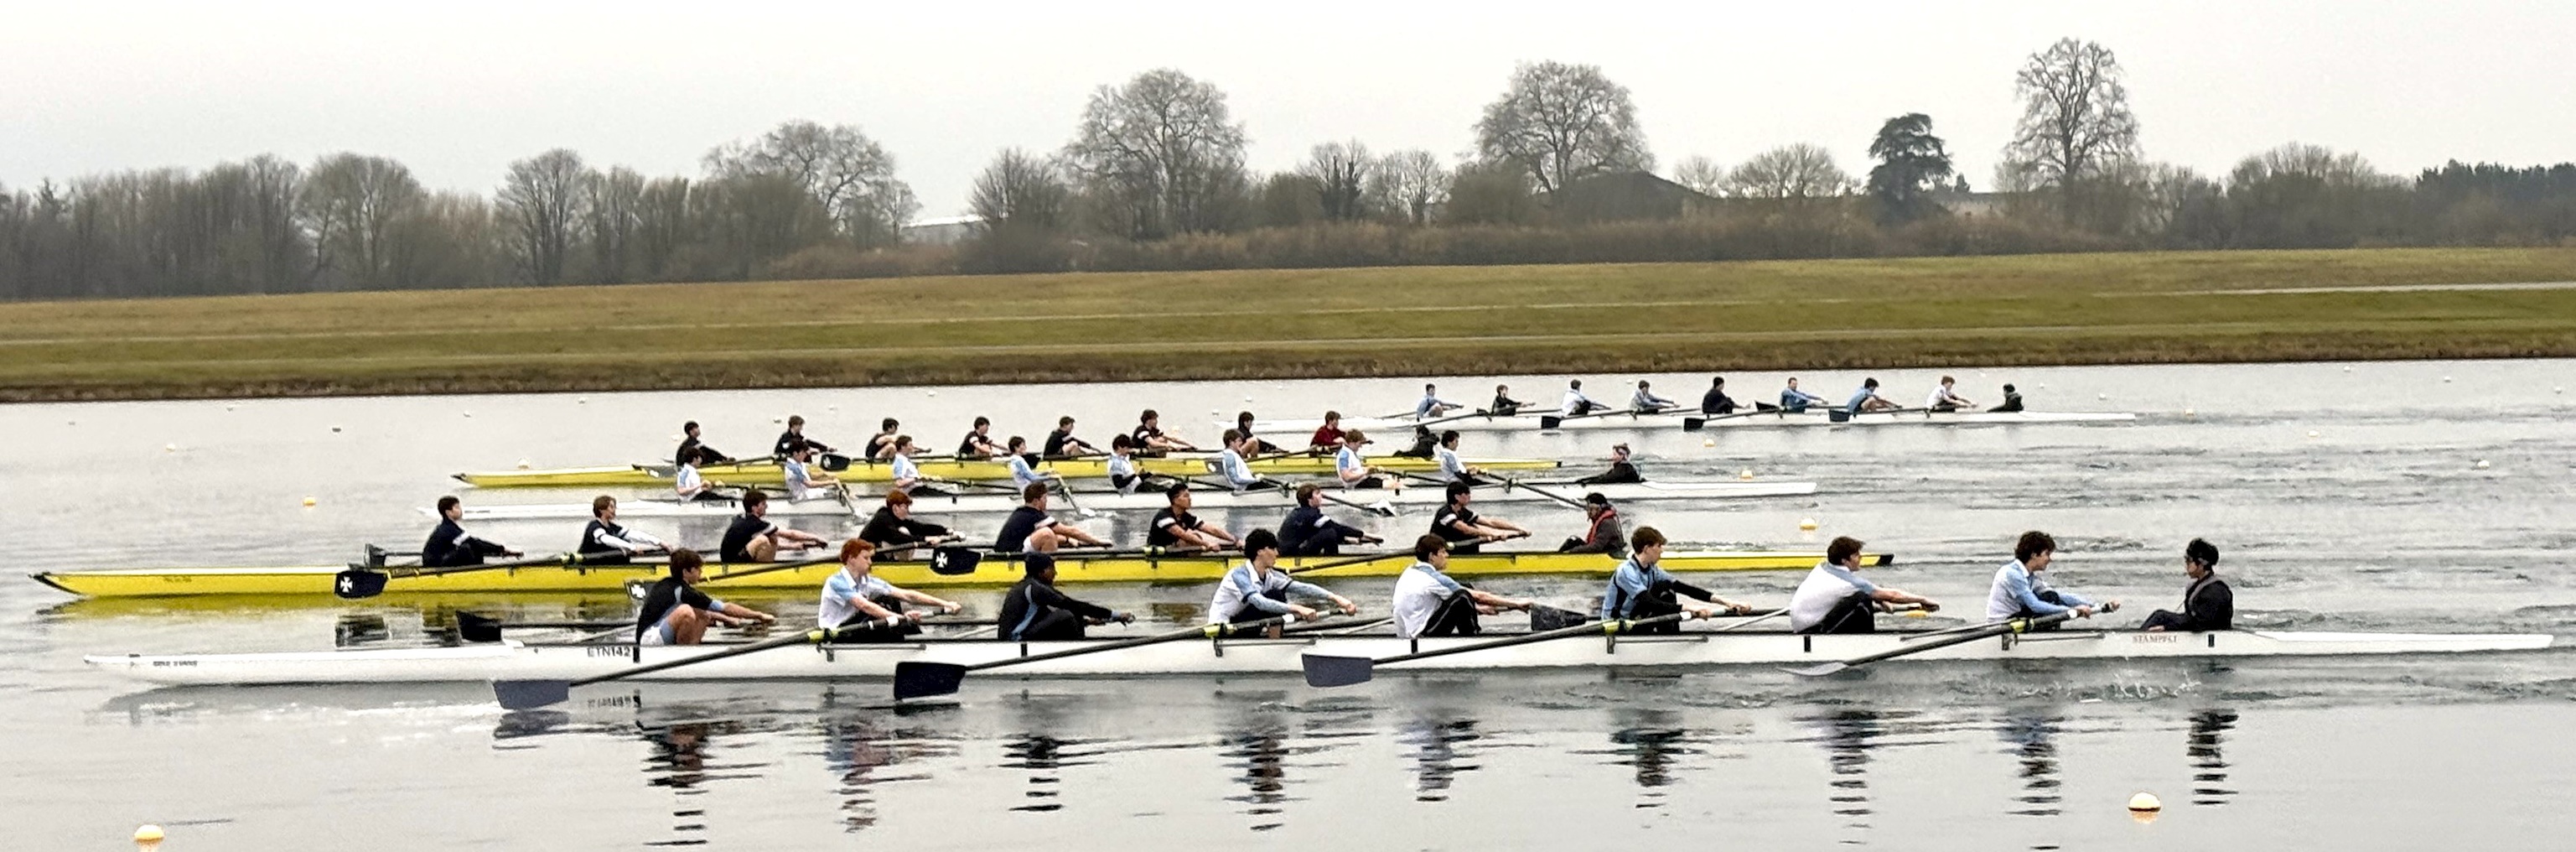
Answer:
[
  {"left": 1251, "top": 410, "right": 2138, "bottom": 434},
  {"left": 29, "top": 548, "right": 1860, "bottom": 598},
  {"left": 455, "top": 454, "right": 1562, "bottom": 488},
  {"left": 86, "top": 629, "right": 2553, "bottom": 687},
  {"left": 458, "top": 480, "right": 1821, "bottom": 520}
]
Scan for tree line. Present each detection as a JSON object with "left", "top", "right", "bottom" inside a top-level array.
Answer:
[{"left": 4, "top": 39, "right": 2573, "bottom": 300}]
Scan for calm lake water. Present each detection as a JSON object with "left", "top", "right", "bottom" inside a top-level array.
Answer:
[{"left": 6, "top": 360, "right": 2573, "bottom": 849}]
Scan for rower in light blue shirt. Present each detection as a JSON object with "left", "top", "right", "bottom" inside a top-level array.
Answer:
[
  {"left": 1779, "top": 377, "right": 1829, "bottom": 413},
  {"left": 1984, "top": 531, "right": 2120, "bottom": 627},
  {"left": 1846, "top": 377, "right": 1900, "bottom": 414},
  {"left": 1416, "top": 383, "right": 1463, "bottom": 418},
  {"left": 1215, "top": 429, "right": 1264, "bottom": 491},
  {"left": 1001, "top": 436, "right": 1047, "bottom": 490}
]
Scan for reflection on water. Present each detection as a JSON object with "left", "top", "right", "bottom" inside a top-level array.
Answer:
[
  {"left": 1998, "top": 710, "right": 2065, "bottom": 819},
  {"left": 1221, "top": 724, "right": 1293, "bottom": 831},
  {"left": 1003, "top": 735, "right": 1071, "bottom": 813},
  {"left": 1398, "top": 715, "right": 1481, "bottom": 802},
  {"left": 2189, "top": 709, "right": 2239, "bottom": 807},
  {"left": 1802, "top": 709, "right": 1889, "bottom": 842},
  {"left": 1595, "top": 708, "right": 1703, "bottom": 809},
  {"left": 642, "top": 722, "right": 728, "bottom": 847}
]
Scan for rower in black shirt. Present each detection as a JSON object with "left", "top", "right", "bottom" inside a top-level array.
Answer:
[
  {"left": 775, "top": 414, "right": 833, "bottom": 458},
  {"left": 1988, "top": 383, "right": 2025, "bottom": 413},
  {"left": 858, "top": 491, "right": 955, "bottom": 549},
  {"left": 718, "top": 490, "right": 827, "bottom": 563},
  {"left": 1700, "top": 376, "right": 1739, "bottom": 414},
  {"left": 1573, "top": 443, "right": 1645, "bottom": 485},
  {"left": 1043, "top": 416, "right": 1100, "bottom": 458},
  {"left": 957, "top": 416, "right": 1000, "bottom": 459},
  {"left": 2143, "top": 538, "right": 2236, "bottom": 631},
  {"left": 576, "top": 496, "right": 668, "bottom": 566},
  {"left": 1430, "top": 481, "right": 1527, "bottom": 554},
  {"left": 422, "top": 496, "right": 516, "bottom": 567},
  {"left": 676, "top": 421, "right": 730, "bottom": 466},
  {"left": 1490, "top": 384, "right": 1526, "bottom": 417},
  {"left": 1130, "top": 408, "right": 1195, "bottom": 455},
  {"left": 1147, "top": 483, "right": 1236, "bottom": 551},
  {"left": 1233, "top": 412, "right": 1283, "bottom": 455},
  {"left": 1279, "top": 483, "right": 1380, "bottom": 556},
  {"left": 863, "top": 418, "right": 902, "bottom": 461},
  {"left": 997, "top": 553, "right": 1133, "bottom": 642},
  {"left": 993, "top": 482, "right": 1106, "bottom": 553},
  {"left": 633, "top": 548, "right": 774, "bottom": 646}
]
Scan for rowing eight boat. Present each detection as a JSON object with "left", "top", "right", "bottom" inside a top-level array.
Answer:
[
  {"left": 456, "top": 454, "right": 1563, "bottom": 488},
  {"left": 30, "top": 548, "right": 1874, "bottom": 598},
  {"left": 455, "top": 480, "right": 1820, "bottom": 520},
  {"left": 87, "top": 627, "right": 2551, "bottom": 686},
  {"left": 1247, "top": 409, "right": 2137, "bottom": 434}
]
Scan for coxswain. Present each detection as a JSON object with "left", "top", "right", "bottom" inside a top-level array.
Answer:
[
  {"left": 864, "top": 418, "right": 902, "bottom": 461},
  {"left": 2142, "top": 538, "right": 2234, "bottom": 632},
  {"left": 1280, "top": 482, "right": 1380, "bottom": 556},
  {"left": 1043, "top": 416, "right": 1100, "bottom": 458},
  {"left": 1926, "top": 376, "right": 1976, "bottom": 412},
  {"left": 1391, "top": 424, "right": 1438, "bottom": 459},
  {"left": 781, "top": 442, "right": 837, "bottom": 501},
  {"left": 956, "top": 416, "right": 1002, "bottom": 459},
  {"left": 775, "top": 414, "right": 834, "bottom": 457},
  {"left": 1787, "top": 536, "right": 1938, "bottom": 634},
  {"left": 1431, "top": 481, "right": 1527, "bottom": 554},
  {"left": 1560, "top": 379, "right": 1604, "bottom": 416},
  {"left": 998, "top": 552, "right": 1133, "bottom": 642},
  {"left": 577, "top": 496, "right": 669, "bottom": 565},
  {"left": 1308, "top": 411, "right": 1346, "bottom": 450},
  {"left": 719, "top": 490, "right": 828, "bottom": 563},
  {"left": 676, "top": 421, "right": 729, "bottom": 467},
  {"left": 1234, "top": 411, "right": 1283, "bottom": 455},
  {"left": 820, "top": 538, "right": 961, "bottom": 642},
  {"left": 422, "top": 496, "right": 517, "bottom": 567},
  {"left": 1778, "top": 377, "right": 1829, "bottom": 413},
  {"left": 858, "top": 491, "right": 956, "bottom": 550},
  {"left": 1600, "top": 527, "right": 1753, "bottom": 633},
  {"left": 1335, "top": 429, "right": 1395, "bottom": 489},
  {"left": 1847, "top": 378, "right": 1901, "bottom": 413},
  {"left": 1214, "top": 429, "right": 1267, "bottom": 491},
  {"left": 1984, "top": 531, "right": 2119, "bottom": 629},
  {"left": 634, "top": 548, "right": 774, "bottom": 647},
  {"left": 1206, "top": 528, "right": 1358, "bottom": 626},
  {"left": 1000, "top": 436, "right": 1048, "bottom": 491},
  {"left": 1573, "top": 443, "right": 1643, "bottom": 485},
  {"left": 1417, "top": 383, "right": 1462, "bottom": 418},
  {"left": 994, "top": 481, "right": 1105, "bottom": 553},
  {"left": 1630, "top": 380, "right": 1677, "bottom": 413},
  {"left": 1393, "top": 535, "right": 1536, "bottom": 638},
  {"left": 1557, "top": 492, "right": 1627, "bottom": 557},
  {"left": 1148, "top": 482, "right": 1236, "bottom": 552},
  {"left": 1988, "top": 383, "right": 2025, "bottom": 413},
  {"left": 1131, "top": 408, "right": 1196, "bottom": 455},
  {"left": 1433, "top": 429, "right": 1485, "bottom": 485},
  {"left": 1490, "top": 384, "right": 1526, "bottom": 417},
  {"left": 1700, "top": 377, "right": 1738, "bottom": 414}
]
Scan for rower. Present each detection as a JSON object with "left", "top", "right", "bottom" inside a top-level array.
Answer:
[
  {"left": 1308, "top": 411, "right": 1346, "bottom": 451},
  {"left": 2142, "top": 538, "right": 2234, "bottom": 632},
  {"left": 1001, "top": 436, "right": 1048, "bottom": 491},
  {"left": 1106, "top": 434, "right": 1156, "bottom": 495},
  {"left": 998, "top": 552, "right": 1133, "bottom": 642},
  {"left": 719, "top": 490, "right": 829, "bottom": 563},
  {"left": 1394, "top": 534, "right": 1535, "bottom": 638},
  {"left": 1984, "top": 531, "right": 2119, "bottom": 630},
  {"left": 634, "top": 548, "right": 775, "bottom": 647},
  {"left": 1573, "top": 443, "right": 1643, "bottom": 485},
  {"left": 1490, "top": 384, "right": 1526, "bottom": 417},
  {"left": 1335, "top": 429, "right": 1395, "bottom": 489},
  {"left": 775, "top": 414, "right": 835, "bottom": 457},
  {"left": 1600, "top": 527, "right": 1753, "bottom": 634},
  {"left": 888, "top": 435, "right": 931, "bottom": 493},
  {"left": 864, "top": 418, "right": 903, "bottom": 460},
  {"left": 1044, "top": 416, "right": 1100, "bottom": 458},
  {"left": 1280, "top": 482, "right": 1380, "bottom": 556},
  {"left": 1557, "top": 492, "right": 1627, "bottom": 558},
  {"left": 577, "top": 496, "right": 669, "bottom": 566},
  {"left": 781, "top": 442, "right": 837, "bottom": 501},
  {"left": 820, "top": 538, "right": 962, "bottom": 642},
  {"left": 1234, "top": 412, "right": 1283, "bottom": 455},
  {"left": 1778, "top": 377, "right": 1829, "bottom": 413},
  {"left": 676, "top": 421, "right": 729, "bottom": 466},
  {"left": 672, "top": 454, "right": 728, "bottom": 503},
  {"left": 1630, "top": 380, "right": 1677, "bottom": 413},
  {"left": 858, "top": 491, "right": 956, "bottom": 550},
  {"left": 423, "top": 496, "right": 517, "bottom": 567},
  {"left": 1206, "top": 528, "right": 1358, "bottom": 627},
  {"left": 1988, "top": 383, "right": 2025, "bottom": 413},
  {"left": 1561, "top": 379, "right": 1604, "bottom": 416},
  {"left": 1417, "top": 383, "right": 1463, "bottom": 418},
  {"left": 1926, "top": 376, "right": 1976, "bottom": 412},
  {"left": 1131, "top": 408, "right": 1196, "bottom": 455},
  {"left": 1788, "top": 536, "right": 1938, "bottom": 634},
  {"left": 1214, "top": 429, "right": 1266, "bottom": 491},
  {"left": 994, "top": 481, "right": 1105, "bottom": 553},
  {"left": 1847, "top": 378, "right": 1901, "bottom": 413},
  {"left": 1700, "top": 376, "right": 1738, "bottom": 414},
  {"left": 957, "top": 416, "right": 1001, "bottom": 459},
  {"left": 1431, "top": 481, "right": 1527, "bottom": 554},
  {"left": 1433, "top": 429, "right": 1485, "bottom": 485},
  {"left": 1148, "top": 482, "right": 1236, "bottom": 552}
]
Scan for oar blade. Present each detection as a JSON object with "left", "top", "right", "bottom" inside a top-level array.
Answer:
[
  {"left": 1682, "top": 418, "right": 1706, "bottom": 431},
  {"left": 893, "top": 661, "right": 968, "bottom": 700},
  {"left": 1300, "top": 654, "right": 1376, "bottom": 688},
  {"left": 1530, "top": 605, "right": 1591, "bottom": 631},
  {"left": 1780, "top": 662, "right": 1849, "bottom": 678},
  {"left": 457, "top": 611, "right": 505, "bottom": 644},
  {"left": 929, "top": 547, "right": 982, "bottom": 576},
  {"left": 334, "top": 567, "right": 387, "bottom": 600},
  {"left": 493, "top": 678, "right": 573, "bottom": 710}
]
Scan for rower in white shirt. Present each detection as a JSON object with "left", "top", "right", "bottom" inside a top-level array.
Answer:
[
  {"left": 888, "top": 435, "right": 930, "bottom": 494},
  {"left": 576, "top": 496, "right": 670, "bottom": 565},
  {"left": 1335, "top": 429, "right": 1395, "bottom": 490},
  {"left": 1105, "top": 434, "right": 1155, "bottom": 494},
  {"left": 1206, "top": 529, "right": 1358, "bottom": 628},
  {"left": 1392, "top": 535, "right": 1534, "bottom": 638},
  {"left": 673, "top": 457, "right": 725, "bottom": 503},
  {"left": 1560, "top": 379, "right": 1604, "bottom": 416},
  {"left": 1926, "top": 376, "right": 1976, "bottom": 412},
  {"left": 1215, "top": 429, "right": 1266, "bottom": 491},
  {"left": 1433, "top": 429, "right": 1485, "bottom": 485},
  {"left": 1416, "top": 383, "right": 1463, "bottom": 418},
  {"left": 1629, "top": 380, "right": 1677, "bottom": 413},
  {"left": 781, "top": 443, "right": 837, "bottom": 501},
  {"left": 1786, "top": 536, "right": 1938, "bottom": 633},
  {"left": 1001, "top": 436, "right": 1048, "bottom": 490}
]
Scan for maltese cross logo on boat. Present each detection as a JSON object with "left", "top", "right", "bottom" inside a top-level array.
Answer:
[{"left": 337, "top": 575, "right": 354, "bottom": 595}]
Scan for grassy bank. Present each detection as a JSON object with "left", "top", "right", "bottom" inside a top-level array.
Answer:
[{"left": 5, "top": 247, "right": 2575, "bottom": 402}]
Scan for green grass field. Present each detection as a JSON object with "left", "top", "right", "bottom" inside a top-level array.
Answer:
[{"left": 6, "top": 247, "right": 2575, "bottom": 401}]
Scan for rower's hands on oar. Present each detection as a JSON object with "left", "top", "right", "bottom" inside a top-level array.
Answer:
[{"left": 1329, "top": 595, "right": 1360, "bottom": 616}]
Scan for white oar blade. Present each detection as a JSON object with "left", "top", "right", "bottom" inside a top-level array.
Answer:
[
  {"left": 493, "top": 678, "right": 572, "bottom": 710},
  {"left": 1301, "top": 654, "right": 1376, "bottom": 688}
]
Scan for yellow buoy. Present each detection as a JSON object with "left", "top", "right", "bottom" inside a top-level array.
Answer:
[
  {"left": 2128, "top": 792, "right": 2162, "bottom": 812},
  {"left": 2475, "top": 460, "right": 2490, "bottom": 470},
  {"left": 516, "top": 459, "right": 531, "bottom": 470},
  {"left": 134, "top": 824, "right": 163, "bottom": 842},
  {"left": 1702, "top": 439, "right": 1716, "bottom": 448},
  {"left": 1798, "top": 517, "right": 1819, "bottom": 532},
  {"left": 2183, "top": 408, "right": 2196, "bottom": 417},
  {"left": 1738, "top": 469, "right": 1754, "bottom": 481},
  {"left": 302, "top": 496, "right": 317, "bottom": 507},
  {"left": 163, "top": 444, "right": 177, "bottom": 453}
]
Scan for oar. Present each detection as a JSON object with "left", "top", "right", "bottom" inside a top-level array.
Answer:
[
  {"left": 1536, "top": 408, "right": 1619, "bottom": 429},
  {"left": 1049, "top": 474, "right": 1101, "bottom": 518},
  {"left": 496, "top": 621, "right": 876, "bottom": 709},
  {"left": 336, "top": 553, "right": 573, "bottom": 600},
  {"left": 1681, "top": 408, "right": 1793, "bottom": 431},
  {"left": 1303, "top": 608, "right": 1783, "bottom": 688},
  {"left": 1781, "top": 610, "right": 2075, "bottom": 677},
  {"left": 1412, "top": 408, "right": 1519, "bottom": 429},
  {"left": 1283, "top": 548, "right": 1426, "bottom": 576},
  {"left": 891, "top": 616, "right": 1293, "bottom": 700},
  {"left": 1498, "top": 475, "right": 1586, "bottom": 510},
  {"left": 1267, "top": 479, "right": 1393, "bottom": 517}
]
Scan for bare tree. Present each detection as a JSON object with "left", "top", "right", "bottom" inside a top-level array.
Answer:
[
  {"left": 496, "top": 148, "right": 591, "bottom": 285},
  {"left": 1671, "top": 156, "right": 1728, "bottom": 197},
  {"left": 1301, "top": 141, "right": 1372, "bottom": 221},
  {"left": 634, "top": 177, "right": 692, "bottom": 279},
  {"left": 968, "top": 148, "right": 1071, "bottom": 231},
  {"left": 586, "top": 167, "right": 645, "bottom": 283},
  {"left": 1064, "top": 68, "right": 1251, "bottom": 239},
  {"left": 303, "top": 153, "right": 422, "bottom": 288},
  {"left": 1727, "top": 144, "right": 1853, "bottom": 200},
  {"left": 704, "top": 120, "right": 917, "bottom": 248},
  {"left": 1474, "top": 61, "right": 1651, "bottom": 198},
  {"left": 2002, "top": 38, "right": 2141, "bottom": 191},
  {"left": 231, "top": 155, "right": 307, "bottom": 293},
  {"left": 1367, "top": 150, "right": 1450, "bottom": 226}
]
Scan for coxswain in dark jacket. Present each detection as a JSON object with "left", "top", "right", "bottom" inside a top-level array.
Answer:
[{"left": 2143, "top": 538, "right": 2235, "bottom": 631}]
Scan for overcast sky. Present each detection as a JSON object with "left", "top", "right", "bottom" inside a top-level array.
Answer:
[{"left": 6, "top": 1, "right": 2571, "bottom": 216}]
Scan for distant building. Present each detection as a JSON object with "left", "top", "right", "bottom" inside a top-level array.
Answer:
[
  {"left": 1929, "top": 190, "right": 2009, "bottom": 218},
  {"left": 1553, "top": 171, "right": 1718, "bottom": 224},
  {"left": 902, "top": 214, "right": 986, "bottom": 246}
]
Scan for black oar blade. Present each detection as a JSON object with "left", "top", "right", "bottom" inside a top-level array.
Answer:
[
  {"left": 1537, "top": 416, "right": 1563, "bottom": 429},
  {"left": 334, "top": 568, "right": 387, "bottom": 600},
  {"left": 1530, "top": 605, "right": 1591, "bottom": 631},
  {"left": 457, "top": 611, "right": 505, "bottom": 644},
  {"left": 493, "top": 678, "right": 573, "bottom": 710},
  {"left": 1301, "top": 654, "right": 1376, "bottom": 688},
  {"left": 892, "top": 661, "right": 968, "bottom": 700},
  {"left": 929, "top": 547, "right": 982, "bottom": 576},
  {"left": 1780, "top": 662, "right": 1850, "bottom": 678},
  {"left": 1682, "top": 418, "right": 1706, "bottom": 431}
]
